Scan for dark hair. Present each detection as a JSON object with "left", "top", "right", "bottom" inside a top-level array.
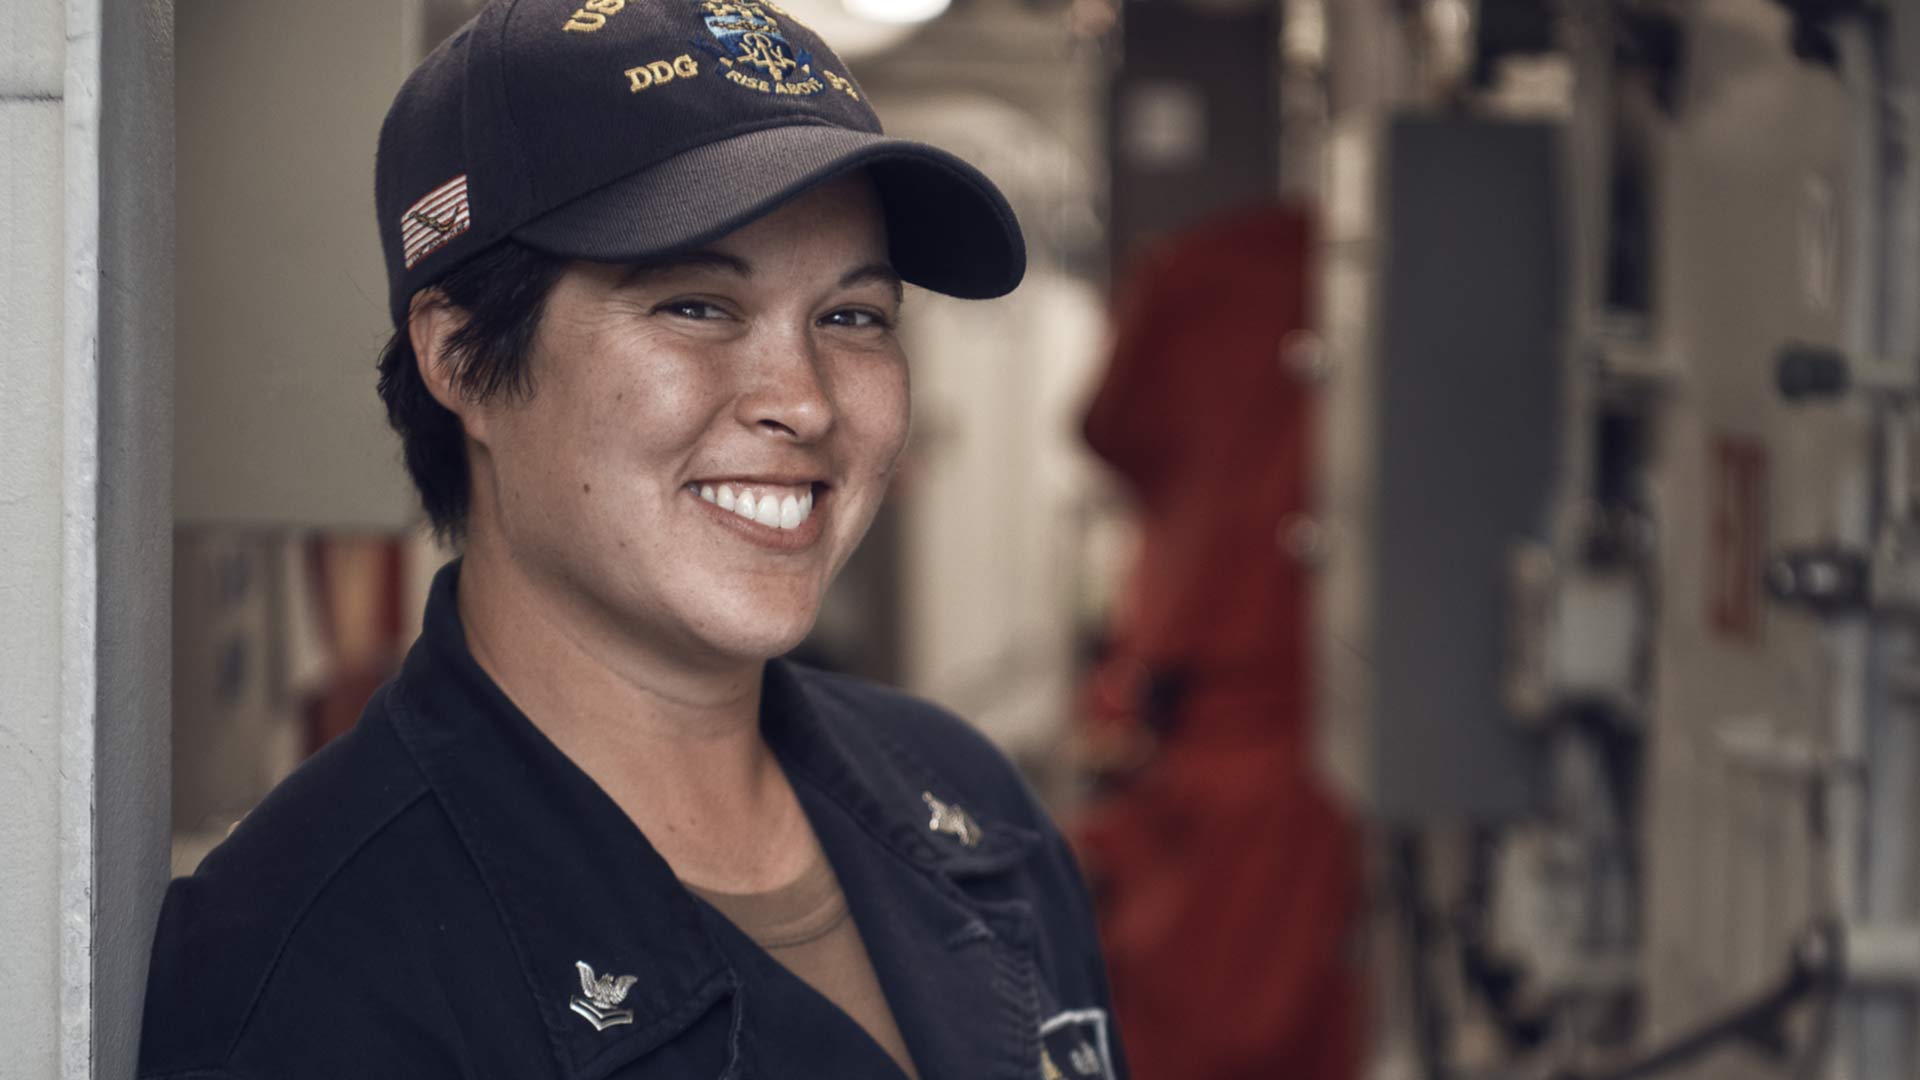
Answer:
[{"left": 376, "top": 241, "right": 568, "bottom": 541}]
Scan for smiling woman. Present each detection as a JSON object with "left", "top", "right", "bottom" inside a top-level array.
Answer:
[
  {"left": 441, "top": 177, "right": 915, "bottom": 721},
  {"left": 138, "top": 1, "right": 1123, "bottom": 1079}
]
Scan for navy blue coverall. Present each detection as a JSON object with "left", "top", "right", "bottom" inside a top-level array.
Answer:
[{"left": 140, "top": 563, "right": 1126, "bottom": 1080}]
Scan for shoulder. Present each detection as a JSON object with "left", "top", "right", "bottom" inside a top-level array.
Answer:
[{"left": 140, "top": 684, "right": 464, "bottom": 1077}]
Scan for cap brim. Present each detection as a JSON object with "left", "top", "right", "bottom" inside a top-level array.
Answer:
[{"left": 511, "top": 124, "right": 1025, "bottom": 300}]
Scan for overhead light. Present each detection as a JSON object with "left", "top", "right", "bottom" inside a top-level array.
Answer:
[
  {"left": 841, "top": 0, "right": 951, "bottom": 26},
  {"left": 777, "top": 0, "right": 917, "bottom": 57}
]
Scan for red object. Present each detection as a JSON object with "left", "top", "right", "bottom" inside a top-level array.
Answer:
[
  {"left": 1076, "top": 206, "right": 1362, "bottom": 1080},
  {"left": 303, "top": 535, "right": 410, "bottom": 754},
  {"left": 1708, "top": 435, "right": 1768, "bottom": 642}
]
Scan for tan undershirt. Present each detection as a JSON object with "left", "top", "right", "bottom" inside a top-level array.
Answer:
[{"left": 686, "top": 852, "right": 922, "bottom": 1080}]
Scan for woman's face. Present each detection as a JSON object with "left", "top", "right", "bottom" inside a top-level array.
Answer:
[{"left": 465, "top": 174, "right": 909, "bottom": 672}]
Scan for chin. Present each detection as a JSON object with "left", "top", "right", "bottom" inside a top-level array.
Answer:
[
  {"left": 694, "top": 615, "right": 820, "bottom": 668},
  {"left": 657, "top": 582, "right": 825, "bottom": 668}
]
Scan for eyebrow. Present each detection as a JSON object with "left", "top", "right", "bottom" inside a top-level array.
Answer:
[
  {"left": 615, "top": 250, "right": 903, "bottom": 304},
  {"left": 841, "top": 262, "right": 904, "bottom": 305},
  {"left": 615, "top": 250, "right": 751, "bottom": 288}
]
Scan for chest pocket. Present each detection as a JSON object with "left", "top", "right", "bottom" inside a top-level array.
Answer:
[{"left": 1039, "top": 1008, "right": 1116, "bottom": 1080}]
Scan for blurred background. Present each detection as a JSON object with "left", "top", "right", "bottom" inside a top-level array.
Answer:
[{"left": 167, "top": 1, "right": 1920, "bottom": 1078}]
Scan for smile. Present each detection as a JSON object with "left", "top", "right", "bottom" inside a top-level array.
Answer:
[{"left": 685, "top": 480, "right": 820, "bottom": 532}]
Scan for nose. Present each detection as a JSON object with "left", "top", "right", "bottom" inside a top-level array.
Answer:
[{"left": 736, "top": 328, "right": 834, "bottom": 443}]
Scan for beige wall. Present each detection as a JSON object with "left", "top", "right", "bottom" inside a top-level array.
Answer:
[{"left": 175, "top": 0, "right": 423, "bottom": 529}]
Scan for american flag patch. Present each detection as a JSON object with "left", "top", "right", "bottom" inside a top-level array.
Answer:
[{"left": 401, "top": 174, "right": 471, "bottom": 269}]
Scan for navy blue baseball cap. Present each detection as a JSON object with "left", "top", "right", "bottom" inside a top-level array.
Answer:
[{"left": 375, "top": 0, "right": 1027, "bottom": 327}]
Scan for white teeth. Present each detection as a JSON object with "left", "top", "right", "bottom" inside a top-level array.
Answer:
[
  {"left": 754, "top": 495, "right": 782, "bottom": 527},
  {"left": 696, "top": 483, "right": 817, "bottom": 530}
]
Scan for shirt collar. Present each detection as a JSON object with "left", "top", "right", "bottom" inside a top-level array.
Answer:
[
  {"left": 759, "top": 660, "right": 1043, "bottom": 879},
  {"left": 388, "top": 560, "right": 1041, "bottom": 1078},
  {"left": 390, "top": 561, "right": 735, "bottom": 1080}
]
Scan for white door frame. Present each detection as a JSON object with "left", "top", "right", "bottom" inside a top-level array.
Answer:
[{"left": 1, "top": 0, "right": 173, "bottom": 1076}]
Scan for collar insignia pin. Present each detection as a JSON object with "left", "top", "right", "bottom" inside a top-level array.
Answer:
[
  {"left": 921, "top": 791, "right": 981, "bottom": 848},
  {"left": 570, "top": 960, "right": 638, "bottom": 1031}
]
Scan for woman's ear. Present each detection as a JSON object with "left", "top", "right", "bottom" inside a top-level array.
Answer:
[{"left": 408, "top": 292, "right": 492, "bottom": 445}]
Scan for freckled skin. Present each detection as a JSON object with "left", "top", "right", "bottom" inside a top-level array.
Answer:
[{"left": 450, "top": 176, "right": 909, "bottom": 678}]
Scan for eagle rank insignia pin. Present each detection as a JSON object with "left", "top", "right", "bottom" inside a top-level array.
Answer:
[
  {"left": 921, "top": 791, "right": 981, "bottom": 848},
  {"left": 570, "top": 960, "right": 638, "bottom": 1031}
]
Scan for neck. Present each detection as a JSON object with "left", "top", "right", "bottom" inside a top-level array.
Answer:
[{"left": 453, "top": 530, "right": 814, "bottom": 892}]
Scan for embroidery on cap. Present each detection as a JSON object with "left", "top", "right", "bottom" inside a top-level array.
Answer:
[
  {"left": 689, "top": 0, "right": 829, "bottom": 97},
  {"left": 400, "top": 174, "right": 471, "bottom": 270},
  {"left": 1040, "top": 1009, "right": 1116, "bottom": 1079},
  {"left": 569, "top": 960, "right": 639, "bottom": 1031},
  {"left": 563, "top": 0, "right": 626, "bottom": 33},
  {"left": 921, "top": 791, "right": 981, "bottom": 848},
  {"left": 821, "top": 68, "right": 860, "bottom": 100},
  {"left": 623, "top": 54, "right": 701, "bottom": 93}
]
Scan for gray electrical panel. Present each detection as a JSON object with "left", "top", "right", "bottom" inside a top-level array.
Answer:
[{"left": 1315, "top": 114, "right": 1562, "bottom": 823}]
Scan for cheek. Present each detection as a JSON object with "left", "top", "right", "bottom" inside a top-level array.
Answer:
[
  {"left": 838, "top": 359, "right": 911, "bottom": 475},
  {"left": 539, "top": 347, "right": 725, "bottom": 477}
]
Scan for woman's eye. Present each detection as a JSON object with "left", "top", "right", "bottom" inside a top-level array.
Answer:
[
  {"left": 823, "top": 308, "right": 890, "bottom": 329},
  {"left": 657, "top": 299, "right": 729, "bottom": 320}
]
